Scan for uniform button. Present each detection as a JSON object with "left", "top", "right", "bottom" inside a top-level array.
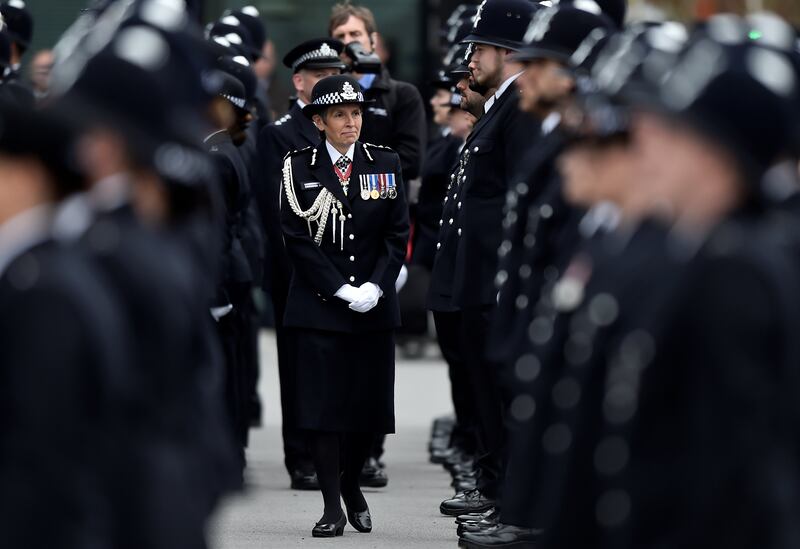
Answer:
[
  {"left": 349, "top": 256, "right": 355, "bottom": 262},
  {"left": 349, "top": 276, "right": 355, "bottom": 282},
  {"left": 454, "top": 193, "right": 458, "bottom": 199},
  {"left": 473, "top": 146, "right": 479, "bottom": 152},
  {"left": 436, "top": 242, "right": 441, "bottom": 250},
  {"left": 349, "top": 234, "right": 354, "bottom": 240},
  {"left": 457, "top": 228, "right": 462, "bottom": 236},
  {"left": 449, "top": 218, "right": 454, "bottom": 225},
  {"left": 347, "top": 214, "right": 352, "bottom": 219},
  {"left": 458, "top": 201, "right": 462, "bottom": 209},
  {"left": 439, "top": 219, "right": 443, "bottom": 226}
]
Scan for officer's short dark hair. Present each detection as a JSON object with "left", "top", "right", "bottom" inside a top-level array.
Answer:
[{"left": 329, "top": 2, "right": 378, "bottom": 37}]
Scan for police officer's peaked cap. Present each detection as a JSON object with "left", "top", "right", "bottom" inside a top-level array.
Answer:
[
  {"left": 283, "top": 39, "right": 347, "bottom": 73},
  {"left": 0, "top": 0, "right": 32, "bottom": 48},
  {"left": 217, "top": 55, "right": 256, "bottom": 109},
  {"left": 511, "top": 1, "right": 616, "bottom": 64},
  {"left": 461, "top": 0, "right": 539, "bottom": 52},
  {"left": 302, "top": 75, "right": 373, "bottom": 119}
]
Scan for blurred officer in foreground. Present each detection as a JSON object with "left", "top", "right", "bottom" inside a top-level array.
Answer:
[
  {"left": 0, "top": 100, "right": 130, "bottom": 549},
  {"left": 280, "top": 75, "right": 408, "bottom": 537},
  {"left": 461, "top": 10, "right": 800, "bottom": 549},
  {"left": 257, "top": 37, "right": 346, "bottom": 491},
  {"left": 431, "top": 0, "right": 540, "bottom": 518}
]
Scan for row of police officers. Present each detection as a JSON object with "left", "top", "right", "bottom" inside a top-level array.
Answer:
[
  {"left": 0, "top": 0, "right": 283, "bottom": 547},
  {"left": 421, "top": 1, "right": 800, "bottom": 549}
]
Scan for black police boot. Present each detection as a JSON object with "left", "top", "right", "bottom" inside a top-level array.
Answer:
[
  {"left": 290, "top": 469, "right": 320, "bottom": 490},
  {"left": 458, "top": 523, "right": 542, "bottom": 548},
  {"left": 456, "top": 508, "right": 499, "bottom": 537},
  {"left": 359, "top": 457, "right": 388, "bottom": 488},
  {"left": 440, "top": 489, "right": 496, "bottom": 516}
]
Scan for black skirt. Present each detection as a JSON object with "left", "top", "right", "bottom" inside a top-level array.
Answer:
[{"left": 288, "top": 328, "right": 396, "bottom": 434}]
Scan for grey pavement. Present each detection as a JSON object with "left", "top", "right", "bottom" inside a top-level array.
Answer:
[{"left": 208, "top": 331, "right": 459, "bottom": 549}]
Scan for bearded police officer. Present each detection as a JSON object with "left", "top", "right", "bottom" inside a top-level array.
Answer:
[
  {"left": 257, "top": 37, "right": 346, "bottom": 491},
  {"left": 430, "top": 0, "right": 540, "bottom": 518}
]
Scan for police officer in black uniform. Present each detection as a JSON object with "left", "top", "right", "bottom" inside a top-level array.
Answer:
[
  {"left": 257, "top": 37, "right": 346, "bottom": 490},
  {"left": 280, "top": 75, "right": 408, "bottom": 538},
  {"left": 430, "top": 0, "right": 540, "bottom": 517}
]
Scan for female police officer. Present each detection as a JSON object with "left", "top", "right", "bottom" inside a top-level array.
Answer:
[{"left": 280, "top": 75, "right": 408, "bottom": 537}]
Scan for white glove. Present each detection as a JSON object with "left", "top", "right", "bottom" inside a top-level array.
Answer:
[
  {"left": 335, "top": 284, "right": 361, "bottom": 303},
  {"left": 348, "top": 282, "right": 381, "bottom": 313}
]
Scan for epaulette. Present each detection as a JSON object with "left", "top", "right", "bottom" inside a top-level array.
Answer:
[
  {"left": 274, "top": 113, "right": 292, "bottom": 127},
  {"left": 362, "top": 142, "right": 395, "bottom": 163},
  {"left": 283, "top": 145, "right": 312, "bottom": 161}
]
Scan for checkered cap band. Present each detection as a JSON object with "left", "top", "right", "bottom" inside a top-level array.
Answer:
[
  {"left": 292, "top": 45, "right": 341, "bottom": 71},
  {"left": 311, "top": 91, "right": 365, "bottom": 106},
  {"left": 221, "top": 93, "right": 247, "bottom": 109}
]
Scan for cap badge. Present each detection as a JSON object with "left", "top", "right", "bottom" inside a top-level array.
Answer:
[
  {"left": 341, "top": 81, "right": 358, "bottom": 100},
  {"left": 319, "top": 42, "right": 333, "bottom": 56}
]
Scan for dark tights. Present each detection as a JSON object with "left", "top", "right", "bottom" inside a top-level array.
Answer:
[{"left": 308, "top": 431, "right": 374, "bottom": 523}]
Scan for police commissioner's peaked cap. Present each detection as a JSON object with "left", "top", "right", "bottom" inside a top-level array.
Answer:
[
  {"left": 302, "top": 74, "right": 373, "bottom": 119},
  {"left": 283, "top": 38, "right": 347, "bottom": 73},
  {"left": 460, "top": 0, "right": 539, "bottom": 52}
]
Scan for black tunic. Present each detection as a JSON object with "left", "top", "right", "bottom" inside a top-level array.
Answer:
[{"left": 280, "top": 139, "right": 409, "bottom": 433}]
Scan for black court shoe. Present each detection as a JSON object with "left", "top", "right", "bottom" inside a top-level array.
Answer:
[
  {"left": 346, "top": 506, "right": 372, "bottom": 533},
  {"left": 312, "top": 513, "right": 347, "bottom": 538}
]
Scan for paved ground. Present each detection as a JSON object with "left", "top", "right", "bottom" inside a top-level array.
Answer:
[{"left": 208, "top": 331, "right": 459, "bottom": 548}]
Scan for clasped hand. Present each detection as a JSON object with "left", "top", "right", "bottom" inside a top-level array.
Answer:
[{"left": 335, "top": 282, "right": 382, "bottom": 313}]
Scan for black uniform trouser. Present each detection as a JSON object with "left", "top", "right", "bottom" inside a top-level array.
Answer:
[
  {"left": 274, "top": 292, "right": 315, "bottom": 475},
  {"left": 461, "top": 305, "right": 506, "bottom": 500},
  {"left": 433, "top": 310, "right": 477, "bottom": 453}
]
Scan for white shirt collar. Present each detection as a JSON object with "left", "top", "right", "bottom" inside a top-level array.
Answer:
[
  {"left": 0, "top": 204, "right": 53, "bottom": 280},
  {"left": 296, "top": 98, "right": 308, "bottom": 109},
  {"left": 541, "top": 112, "right": 562, "bottom": 135},
  {"left": 325, "top": 141, "right": 356, "bottom": 166},
  {"left": 484, "top": 72, "right": 523, "bottom": 114}
]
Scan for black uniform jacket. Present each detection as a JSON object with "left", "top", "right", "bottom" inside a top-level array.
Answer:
[
  {"left": 0, "top": 240, "right": 132, "bottom": 548},
  {"left": 412, "top": 130, "right": 463, "bottom": 270},
  {"left": 429, "top": 81, "right": 539, "bottom": 311},
  {"left": 257, "top": 101, "right": 321, "bottom": 294},
  {"left": 360, "top": 68, "right": 427, "bottom": 182},
  {"left": 280, "top": 139, "right": 409, "bottom": 333},
  {"left": 206, "top": 130, "right": 253, "bottom": 301}
]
